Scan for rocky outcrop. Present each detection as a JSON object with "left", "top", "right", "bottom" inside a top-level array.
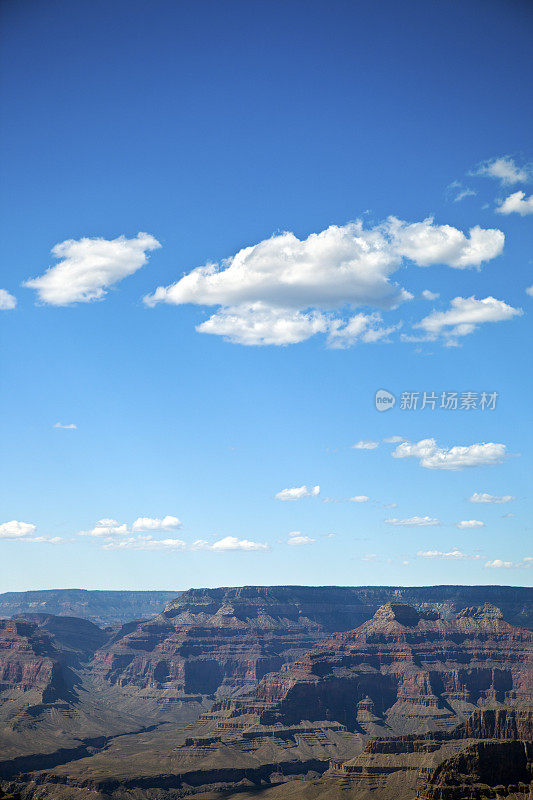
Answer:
[
  {"left": 0, "top": 620, "right": 63, "bottom": 701},
  {"left": 207, "top": 603, "right": 533, "bottom": 733},
  {"left": 417, "top": 740, "right": 533, "bottom": 799}
]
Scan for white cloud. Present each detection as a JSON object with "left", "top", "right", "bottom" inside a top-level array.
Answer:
[
  {"left": 421, "top": 290, "right": 439, "bottom": 300},
  {"left": 393, "top": 438, "right": 507, "bottom": 470},
  {"left": 526, "top": 286, "right": 533, "bottom": 297},
  {"left": 456, "top": 520, "right": 485, "bottom": 529},
  {"left": 275, "top": 485, "right": 320, "bottom": 501},
  {"left": 484, "top": 557, "right": 532, "bottom": 569},
  {"left": 131, "top": 515, "right": 182, "bottom": 532},
  {"left": 383, "top": 435, "right": 404, "bottom": 443},
  {"left": 54, "top": 422, "right": 77, "bottom": 430},
  {"left": 24, "top": 233, "right": 161, "bottom": 306},
  {"left": 192, "top": 536, "right": 269, "bottom": 552},
  {"left": 418, "top": 549, "right": 474, "bottom": 560},
  {"left": 349, "top": 495, "right": 370, "bottom": 503},
  {"left": 144, "top": 217, "right": 504, "bottom": 346},
  {"left": 197, "top": 303, "right": 329, "bottom": 346},
  {"left": 103, "top": 536, "right": 186, "bottom": 552},
  {"left": 0, "top": 289, "right": 17, "bottom": 310},
  {"left": 484, "top": 559, "right": 513, "bottom": 569},
  {"left": 78, "top": 519, "right": 129, "bottom": 537},
  {"left": 469, "top": 492, "right": 514, "bottom": 504},
  {"left": 361, "top": 553, "right": 377, "bottom": 561},
  {"left": 475, "top": 156, "right": 530, "bottom": 185},
  {"left": 496, "top": 191, "right": 533, "bottom": 216},
  {"left": 0, "top": 520, "right": 37, "bottom": 539},
  {"left": 415, "top": 296, "right": 522, "bottom": 344},
  {"left": 386, "top": 515, "right": 440, "bottom": 527},
  {"left": 287, "top": 531, "right": 315, "bottom": 546},
  {"left": 352, "top": 440, "right": 379, "bottom": 450}
]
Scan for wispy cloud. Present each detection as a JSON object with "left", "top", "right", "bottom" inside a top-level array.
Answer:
[
  {"left": 393, "top": 438, "right": 507, "bottom": 470},
  {"left": 418, "top": 549, "right": 479, "bottom": 560},
  {"left": 469, "top": 492, "right": 514, "bottom": 504},
  {"left": 54, "top": 422, "right": 77, "bottom": 430},
  {"left": 485, "top": 557, "right": 532, "bottom": 569},
  {"left": 386, "top": 515, "right": 440, "bottom": 527},
  {"left": 349, "top": 495, "right": 370, "bottom": 503},
  {"left": 352, "top": 440, "right": 379, "bottom": 450}
]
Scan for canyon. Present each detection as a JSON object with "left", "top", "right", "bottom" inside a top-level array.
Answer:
[{"left": 0, "top": 586, "right": 531, "bottom": 799}]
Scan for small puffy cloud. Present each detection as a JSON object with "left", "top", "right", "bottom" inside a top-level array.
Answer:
[
  {"left": 456, "top": 520, "right": 485, "bottom": 529},
  {"left": 54, "top": 422, "right": 77, "bottom": 430},
  {"left": 24, "top": 233, "right": 161, "bottom": 306},
  {"left": 418, "top": 549, "right": 474, "bottom": 560},
  {"left": 131, "top": 515, "right": 182, "bottom": 532},
  {"left": 79, "top": 519, "right": 129, "bottom": 537},
  {"left": 275, "top": 485, "right": 320, "bottom": 501},
  {"left": 0, "top": 520, "right": 37, "bottom": 539},
  {"left": 421, "top": 290, "right": 439, "bottom": 301},
  {"left": 526, "top": 286, "right": 533, "bottom": 297},
  {"left": 415, "top": 296, "right": 523, "bottom": 344},
  {"left": 192, "top": 536, "right": 269, "bottom": 552},
  {"left": 352, "top": 440, "right": 379, "bottom": 450},
  {"left": 496, "top": 191, "right": 533, "bottom": 216},
  {"left": 385, "top": 515, "right": 440, "bottom": 527},
  {"left": 349, "top": 495, "right": 370, "bottom": 503},
  {"left": 475, "top": 156, "right": 531, "bottom": 185},
  {"left": 484, "top": 557, "right": 532, "bottom": 569},
  {"left": 0, "top": 289, "right": 17, "bottom": 310},
  {"left": 393, "top": 438, "right": 507, "bottom": 470},
  {"left": 144, "top": 217, "right": 504, "bottom": 346},
  {"left": 383, "top": 435, "right": 404, "bottom": 443},
  {"left": 469, "top": 492, "right": 514, "bottom": 504},
  {"left": 287, "top": 531, "right": 315, "bottom": 546}
]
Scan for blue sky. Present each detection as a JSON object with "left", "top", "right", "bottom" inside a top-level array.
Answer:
[{"left": 0, "top": 0, "right": 532, "bottom": 591}]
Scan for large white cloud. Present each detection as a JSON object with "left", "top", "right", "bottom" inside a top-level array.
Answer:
[
  {"left": 393, "top": 438, "right": 507, "bottom": 470},
  {"left": 474, "top": 157, "right": 530, "bottom": 185},
  {"left": 131, "top": 515, "right": 182, "bottom": 532},
  {"left": 469, "top": 492, "right": 514, "bottom": 504},
  {"left": 496, "top": 191, "right": 533, "bottom": 216},
  {"left": 415, "top": 296, "right": 522, "bottom": 344},
  {"left": 143, "top": 217, "right": 504, "bottom": 346},
  {"left": 0, "top": 289, "right": 17, "bottom": 310},
  {"left": 0, "top": 520, "right": 37, "bottom": 539},
  {"left": 24, "top": 233, "right": 161, "bottom": 305}
]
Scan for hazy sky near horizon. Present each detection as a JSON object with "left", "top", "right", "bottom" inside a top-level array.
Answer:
[{"left": 0, "top": 0, "right": 532, "bottom": 592}]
